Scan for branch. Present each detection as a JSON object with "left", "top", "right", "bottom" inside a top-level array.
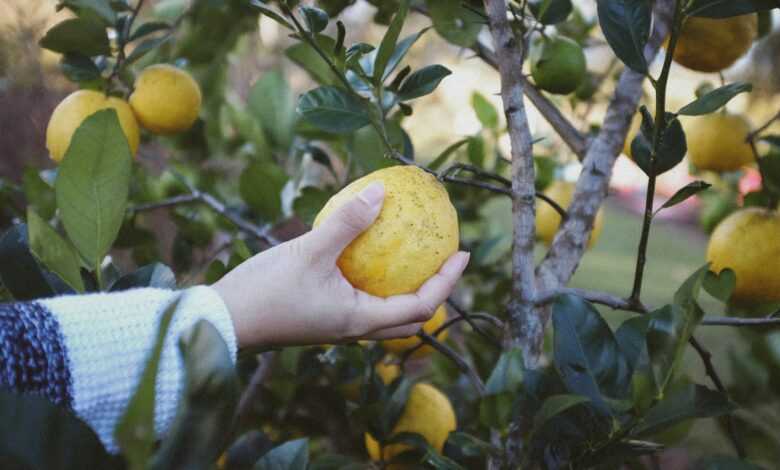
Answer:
[
  {"left": 446, "top": 298, "right": 504, "bottom": 347},
  {"left": 231, "top": 351, "right": 276, "bottom": 434},
  {"left": 417, "top": 331, "right": 486, "bottom": 396}
]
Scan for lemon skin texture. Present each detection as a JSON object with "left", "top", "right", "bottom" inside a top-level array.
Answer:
[
  {"left": 46, "top": 89, "right": 140, "bottom": 163},
  {"left": 670, "top": 15, "right": 757, "bottom": 73},
  {"left": 314, "top": 166, "right": 460, "bottom": 298},
  {"left": 707, "top": 208, "right": 780, "bottom": 304},
  {"left": 536, "top": 181, "right": 604, "bottom": 249},
  {"left": 382, "top": 305, "right": 448, "bottom": 359},
  {"left": 129, "top": 64, "right": 202, "bottom": 134},
  {"left": 365, "top": 383, "right": 456, "bottom": 467},
  {"left": 685, "top": 113, "right": 754, "bottom": 172}
]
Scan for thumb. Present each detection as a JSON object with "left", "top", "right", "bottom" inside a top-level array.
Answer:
[{"left": 310, "top": 181, "right": 385, "bottom": 257}]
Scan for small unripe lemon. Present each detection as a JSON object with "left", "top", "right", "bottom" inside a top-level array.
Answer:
[
  {"left": 706, "top": 207, "right": 780, "bottom": 304},
  {"left": 365, "top": 383, "right": 456, "bottom": 467},
  {"left": 685, "top": 113, "right": 754, "bottom": 172},
  {"left": 129, "top": 64, "right": 202, "bottom": 134},
  {"left": 536, "top": 181, "right": 604, "bottom": 249},
  {"left": 530, "top": 36, "right": 587, "bottom": 95},
  {"left": 670, "top": 15, "right": 757, "bottom": 73},
  {"left": 382, "top": 305, "right": 448, "bottom": 359},
  {"left": 314, "top": 166, "right": 459, "bottom": 298},
  {"left": 46, "top": 89, "right": 140, "bottom": 163}
]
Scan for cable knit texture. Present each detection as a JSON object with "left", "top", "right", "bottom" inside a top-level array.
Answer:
[{"left": 9, "top": 285, "right": 239, "bottom": 453}]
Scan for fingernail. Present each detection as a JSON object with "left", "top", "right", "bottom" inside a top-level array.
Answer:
[
  {"left": 442, "top": 251, "right": 470, "bottom": 275},
  {"left": 359, "top": 182, "right": 385, "bottom": 208}
]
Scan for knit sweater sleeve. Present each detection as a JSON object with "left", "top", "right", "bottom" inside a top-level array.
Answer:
[{"left": 0, "top": 286, "right": 238, "bottom": 453}]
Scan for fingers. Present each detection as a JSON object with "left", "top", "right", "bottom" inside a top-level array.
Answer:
[
  {"left": 363, "top": 323, "right": 423, "bottom": 340},
  {"left": 309, "top": 182, "right": 385, "bottom": 260},
  {"left": 351, "top": 251, "right": 470, "bottom": 335}
]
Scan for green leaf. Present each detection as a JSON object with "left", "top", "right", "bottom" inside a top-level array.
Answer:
[
  {"left": 61, "top": 53, "right": 101, "bottom": 82},
  {"left": 596, "top": 0, "right": 651, "bottom": 73},
  {"left": 239, "top": 161, "right": 288, "bottom": 222},
  {"left": 350, "top": 120, "right": 406, "bottom": 172},
  {"left": 111, "top": 263, "right": 176, "bottom": 291},
  {"left": 115, "top": 296, "right": 181, "bottom": 470},
  {"left": 467, "top": 135, "right": 485, "bottom": 167},
  {"left": 58, "top": 0, "right": 116, "bottom": 25},
  {"left": 427, "top": 0, "right": 484, "bottom": 47},
  {"left": 124, "top": 35, "right": 172, "bottom": 66},
  {"left": 373, "top": 0, "right": 409, "bottom": 83},
  {"left": 254, "top": 438, "right": 309, "bottom": 470},
  {"left": 631, "top": 107, "right": 687, "bottom": 177},
  {"left": 631, "top": 384, "right": 736, "bottom": 437},
  {"left": 39, "top": 17, "right": 110, "bottom": 56},
  {"left": 485, "top": 347, "right": 524, "bottom": 395},
  {"left": 55, "top": 109, "right": 132, "bottom": 270},
  {"left": 0, "top": 225, "right": 71, "bottom": 300},
  {"left": 472, "top": 92, "right": 499, "bottom": 129},
  {"left": 285, "top": 35, "right": 338, "bottom": 85},
  {"left": 703, "top": 268, "right": 735, "bottom": 302},
  {"left": 129, "top": 21, "right": 172, "bottom": 41},
  {"left": 297, "top": 86, "right": 371, "bottom": 133},
  {"left": 530, "top": 394, "right": 590, "bottom": 437},
  {"left": 248, "top": 70, "right": 297, "bottom": 150},
  {"left": 687, "top": 0, "right": 779, "bottom": 18},
  {"left": 655, "top": 181, "right": 711, "bottom": 214},
  {"left": 385, "top": 377, "right": 414, "bottom": 433},
  {"left": 0, "top": 390, "right": 113, "bottom": 469},
  {"left": 429, "top": 138, "right": 469, "bottom": 171},
  {"left": 382, "top": 29, "right": 429, "bottom": 81},
  {"left": 757, "top": 153, "right": 780, "bottom": 197},
  {"left": 693, "top": 455, "right": 765, "bottom": 469},
  {"left": 677, "top": 82, "right": 753, "bottom": 116},
  {"left": 23, "top": 168, "right": 57, "bottom": 220},
  {"left": 444, "top": 432, "right": 500, "bottom": 458},
  {"left": 529, "top": 0, "right": 574, "bottom": 24},
  {"left": 300, "top": 6, "right": 329, "bottom": 33},
  {"left": 615, "top": 316, "right": 655, "bottom": 410},
  {"left": 293, "top": 187, "right": 332, "bottom": 225},
  {"left": 398, "top": 64, "right": 452, "bottom": 101},
  {"left": 27, "top": 209, "right": 85, "bottom": 292},
  {"left": 552, "top": 294, "right": 631, "bottom": 414},
  {"left": 150, "top": 320, "right": 240, "bottom": 470}
]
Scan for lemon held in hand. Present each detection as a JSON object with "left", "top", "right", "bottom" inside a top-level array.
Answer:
[
  {"left": 365, "top": 383, "right": 456, "bottom": 467},
  {"left": 536, "top": 181, "right": 604, "bottom": 249},
  {"left": 530, "top": 36, "right": 586, "bottom": 95},
  {"left": 46, "top": 89, "right": 140, "bottom": 163},
  {"left": 382, "top": 305, "right": 448, "bottom": 359},
  {"left": 129, "top": 64, "right": 202, "bottom": 134},
  {"left": 685, "top": 113, "right": 753, "bottom": 173},
  {"left": 706, "top": 207, "right": 780, "bottom": 304},
  {"left": 314, "top": 166, "right": 460, "bottom": 298},
  {"left": 670, "top": 14, "right": 757, "bottom": 73}
]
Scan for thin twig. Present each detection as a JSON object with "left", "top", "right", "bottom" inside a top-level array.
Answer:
[
  {"left": 417, "top": 331, "right": 486, "bottom": 396},
  {"left": 231, "top": 351, "right": 276, "bottom": 435},
  {"left": 401, "top": 312, "right": 503, "bottom": 361},
  {"left": 747, "top": 109, "right": 780, "bottom": 142},
  {"left": 439, "top": 163, "right": 512, "bottom": 187}
]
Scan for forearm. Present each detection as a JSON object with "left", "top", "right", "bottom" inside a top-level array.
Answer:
[{"left": 0, "top": 286, "right": 237, "bottom": 453}]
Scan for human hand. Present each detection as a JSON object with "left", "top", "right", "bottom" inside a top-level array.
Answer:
[{"left": 212, "top": 182, "right": 470, "bottom": 348}]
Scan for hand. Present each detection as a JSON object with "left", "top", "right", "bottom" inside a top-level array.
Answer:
[{"left": 212, "top": 182, "right": 470, "bottom": 348}]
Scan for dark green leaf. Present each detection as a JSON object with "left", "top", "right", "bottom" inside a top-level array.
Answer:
[
  {"left": 0, "top": 391, "right": 113, "bottom": 470},
  {"left": 58, "top": 0, "right": 116, "bottom": 25},
  {"left": 530, "top": 394, "right": 590, "bottom": 437},
  {"left": 485, "top": 347, "right": 524, "bottom": 395},
  {"left": 55, "top": 110, "right": 132, "bottom": 270},
  {"left": 23, "top": 168, "right": 57, "bottom": 220},
  {"left": 467, "top": 135, "right": 485, "bottom": 167},
  {"left": 27, "top": 209, "right": 85, "bottom": 292},
  {"left": 596, "top": 0, "right": 651, "bottom": 73},
  {"left": 693, "top": 455, "right": 765, "bottom": 469},
  {"left": 129, "top": 21, "right": 172, "bottom": 41},
  {"left": 111, "top": 263, "right": 176, "bottom": 291},
  {"left": 703, "top": 268, "right": 736, "bottom": 302},
  {"left": 124, "top": 35, "right": 172, "bottom": 65},
  {"left": 248, "top": 70, "right": 297, "bottom": 150},
  {"left": 0, "top": 224, "right": 71, "bottom": 300},
  {"left": 115, "top": 296, "right": 181, "bottom": 468},
  {"left": 61, "top": 53, "right": 101, "bottom": 82},
  {"left": 429, "top": 139, "right": 469, "bottom": 171},
  {"left": 427, "top": 0, "right": 484, "bottom": 47},
  {"left": 239, "top": 162, "right": 288, "bottom": 222},
  {"left": 350, "top": 121, "right": 405, "bottom": 172},
  {"left": 300, "top": 6, "right": 329, "bottom": 33},
  {"left": 398, "top": 64, "right": 452, "bottom": 101},
  {"left": 444, "top": 432, "right": 500, "bottom": 458},
  {"left": 286, "top": 35, "right": 338, "bottom": 85},
  {"left": 631, "top": 107, "right": 687, "bottom": 176},
  {"left": 385, "top": 377, "right": 414, "bottom": 432},
  {"left": 382, "top": 29, "right": 429, "bottom": 81},
  {"left": 479, "top": 391, "right": 515, "bottom": 430},
  {"left": 253, "top": 438, "right": 309, "bottom": 470},
  {"left": 150, "top": 320, "right": 240, "bottom": 470},
  {"left": 529, "top": 0, "right": 574, "bottom": 24},
  {"left": 757, "top": 153, "right": 780, "bottom": 197},
  {"left": 615, "top": 316, "right": 650, "bottom": 375},
  {"left": 677, "top": 82, "right": 752, "bottom": 116},
  {"left": 687, "top": 0, "right": 778, "bottom": 18},
  {"left": 39, "top": 17, "right": 110, "bottom": 56},
  {"left": 293, "top": 187, "right": 332, "bottom": 225},
  {"left": 632, "top": 384, "right": 736, "bottom": 437},
  {"left": 552, "top": 294, "right": 631, "bottom": 413},
  {"left": 472, "top": 92, "right": 499, "bottom": 129},
  {"left": 760, "top": 134, "right": 780, "bottom": 148},
  {"left": 373, "top": 0, "right": 409, "bottom": 83},
  {"left": 297, "top": 86, "right": 371, "bottom": 133},
  {"left": 656, "top": 181, "right": 711, "bottom": 214}
]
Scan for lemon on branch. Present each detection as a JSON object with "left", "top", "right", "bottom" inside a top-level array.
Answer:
[
  {"left": 365, "top": 383, "right": 456, "bottom": 467},
  {"left": 314, "top": 166, "right": 459, "bottom": 298},
  {"left": 685, "top": 112, "right": 754, "bottom": 172},
  {"left": 670, "top": 14, "right": 757, "bottom": 73},
  {"left": 707, "top": 207, "right": 780, "bottom": 304},
  {"left": 530, "top": 36, "right": 586, "bottom": 95},
  {"left": 536, "top": 181, "right": 604, "bottom": 248},
  {"left": 46, "top": 89, "right": 140, "bottom": 163},
  {"left": 382, "top": 305, "right": 448, "bottom": 359},
  {"left": 129, "top": 64, "right": 202, "bottom": 134}
]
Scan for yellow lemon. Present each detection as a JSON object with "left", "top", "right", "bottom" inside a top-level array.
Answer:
[
  {"left": 314, "top": 166, "right": 459, "bottom": 297},
  {"left": 536, "top": 181, "right": 604, "bottom": 248},
  {"left": 707, "top": 207, "right": 780, "bottom": 304},
  {"left": 685, "top": 113, "right": 754, "bottom": 172},
  {"left": 670, "top": 15, "right": 757, "bottom": 72},
  {"left": 46, "top": 89, "right": 140, "bottom": 163},
  {"left": 365, "top": 383, "right": 456, "bottom": 467},
  {"left": 129, "top": 64, "right": 202, "bottom": 134},
  {"left": 382, "top": 305, "right": 448, "bottom": 359}
]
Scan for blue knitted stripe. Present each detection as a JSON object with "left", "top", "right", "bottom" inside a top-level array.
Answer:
[{"left": 0, "top": 302, "right": 72, "bottom": 407}]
